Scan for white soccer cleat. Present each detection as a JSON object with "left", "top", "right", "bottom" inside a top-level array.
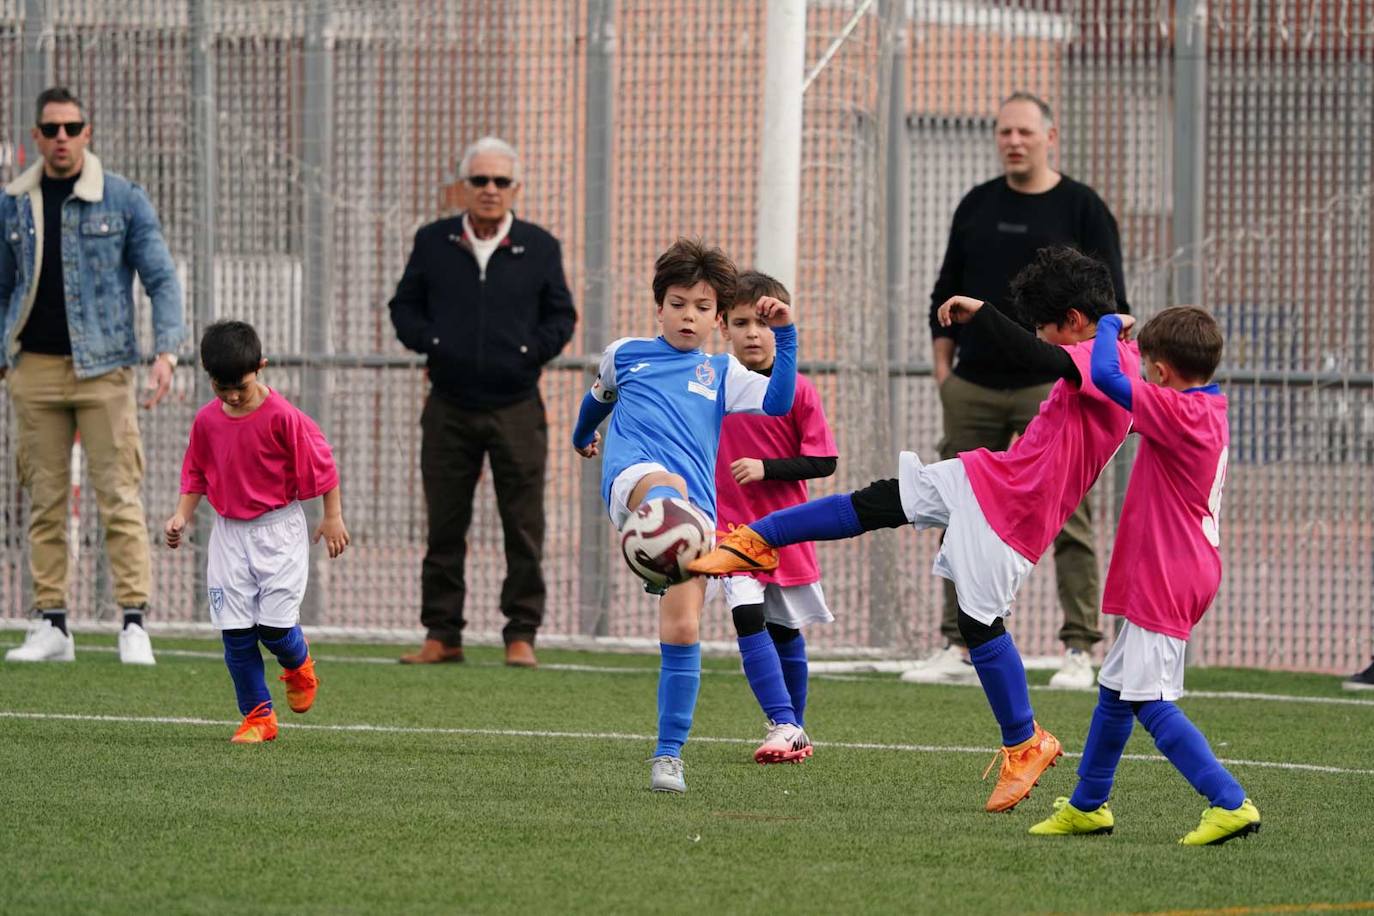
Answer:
[
  {"left": 649, "top": 755, "right": 686, "bottom": 794},
  {"left": 1049, "top": 648, "right": 1096, "bottom": 690},
  {"left": 118, "top": 623, "right": 157, "bottom": 666},
  {"left": 899, "top": 643, "right": 978, "bottom": 685},
  {"left": 754, "top": 720, "right": 814, "bottom": 764},
  {"left": 6, "top": 619, "right": 76, "bottom": 663}
]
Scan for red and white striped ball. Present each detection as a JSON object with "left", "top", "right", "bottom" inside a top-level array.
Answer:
[{"left": 620, "top": 497, "right": 715, "bottom": 590}]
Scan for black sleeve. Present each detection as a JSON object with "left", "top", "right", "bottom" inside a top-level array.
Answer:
[
  {"left": 388, "top": 229, "right": 432, "bottom": 354},
  {"left": 969, "top": 304, "right": 1080, "bottom": 384},
  {"left": 1080, "top": 193, "right": 1130, "bottom": 315},
  {"left": 762, "top": 456, "right": 837, "bottom": 482},
  {"left": 929, "top": 195, "right": 973, "bottom": 341},
  {"left": 533, "top": 239, "right": 577, "bottom": 364}
]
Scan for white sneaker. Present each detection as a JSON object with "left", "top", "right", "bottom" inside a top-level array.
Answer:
[
  {"left": 1049, "top": 648, "right": 1096, "bottom": 690},
  {"left": 753, "top": 720, "right": 814, "bottom": 764},
  {"left": 118, "top": 623, "right": 156, "bottom": 666},
  {"left": 6, "top": 619, "right": 76, "bottom": 662},
  {"left": 899, "top": 643, "right": 978, "bottom": 685},
  {"left": 649, "top": 755, "right": 686, "bottom": 794}
]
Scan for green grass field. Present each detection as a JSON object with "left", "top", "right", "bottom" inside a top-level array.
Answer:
[{"left": 3, "top": 631, "right": 1373, "bottom": 915}]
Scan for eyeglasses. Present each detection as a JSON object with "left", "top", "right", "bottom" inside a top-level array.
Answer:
[
  {"left": 37, "top": 121, "right": 85, "bottom": 139},
  {"left": 465, "top": 175, "right": 514, "bottom": 189}
]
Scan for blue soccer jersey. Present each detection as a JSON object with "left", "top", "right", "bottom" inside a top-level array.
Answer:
[{"left": 585, "top": 329, "right": 796, "bottom": 523}]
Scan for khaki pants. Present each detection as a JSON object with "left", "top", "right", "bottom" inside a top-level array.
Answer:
[
  {"left": 6, "top": 354, "right": 151, "bottom": 610},
  {"left": 937, "top": 373, "right": 1101, "bottom": 651}
]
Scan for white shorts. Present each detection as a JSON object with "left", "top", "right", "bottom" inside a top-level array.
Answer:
[
  {"left": 1097, "top": 619, "right": 1187, "bottom": 701},
  {"left": 897, "top": 450, "right": 1033, "bottom": 627},
  {"left": 206, "top": 502, "right": 310, "bottom": 630},
  {"left": 608, "top": 461, "right": 671, "bottom": 530},
  {"left": 706, "top": 575, "right": 834, "bottom": 630}
]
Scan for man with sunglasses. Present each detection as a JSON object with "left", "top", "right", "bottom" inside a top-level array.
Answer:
[
  {"left": 389, "top": 135, "right": 576, "bottom": 668},
  {"left": 1, "top": 86, "right": 185, "bottom": 666}
]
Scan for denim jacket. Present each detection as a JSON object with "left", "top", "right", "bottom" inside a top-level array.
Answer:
[{"left": 0, "top": 152, "right": 186, "bottom": 377}]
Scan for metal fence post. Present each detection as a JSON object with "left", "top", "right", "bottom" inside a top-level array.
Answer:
[
  {"left": 299, "top": 0, "right": 333, "bottom": 625},
  {"left": 871, "top": 0, "right": 907, "bottom": 649},
  {"left": 189, "top": 0, "right": 217, "bottom": 619},
  {"left": 1173, "top": 0, "right": 1207, "bottom": 309},
  {"left": 578, "top": 0, "right": 614, "bottom": 636}
]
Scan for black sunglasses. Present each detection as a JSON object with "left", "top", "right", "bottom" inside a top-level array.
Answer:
[
  {"left": 465, "top": 175, "right": 514, "bottom": 189},
  {"left": 38, "top": 121, "right": 85, "bottom": 139}
]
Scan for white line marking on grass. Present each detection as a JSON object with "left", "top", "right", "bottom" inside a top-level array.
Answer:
[{"left": 3, "top": 710, "right": 1373, "bottom": 776}]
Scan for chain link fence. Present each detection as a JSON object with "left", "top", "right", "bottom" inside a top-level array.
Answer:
[{"left": 0, "top": 0, "right": 1369, "bottom": 671}]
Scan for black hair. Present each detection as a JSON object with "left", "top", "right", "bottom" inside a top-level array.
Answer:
[
  {"left": 199, "top": 320, "right": 263, "bottom": 386},
  {"left": 1008, "top": 245, "right": 1118, "bottom": 328},
  {"left": 36, "top": 86, "right": 85, "bottom": 123}
]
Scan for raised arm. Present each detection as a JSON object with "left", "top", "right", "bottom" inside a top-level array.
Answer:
[
  {"left": 938, "top": 296, "right": 1079, "bottom": 383},
  {"left": 1090, "top": 314, "right": 1133, "bottom": 410}
]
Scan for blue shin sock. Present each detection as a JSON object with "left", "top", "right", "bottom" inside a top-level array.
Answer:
[
  {"left": 1136, "top": 700, "right": 1246, "bottom": 810},
  {"left": 655, "top": 643, "right": 701, "bottom": 758},
  {"left": 222, "top": 628, "right": 271, "bottom": 715},
  {"left": 751, "top": 494, "right": 863, "bottom": 548},
  {"left": 969, "top": 633, "right": 1036, "bottom": 747},
  {"left": 257, "top": 624, "right": 308, "bottom": 669},
  {"left": 773, "top": 631, "right": 810, "bottom": 726},
  {"left": 1070, "top": 686, "right": 1135, "bottom": 811},
  {"left": 738, "top": 631, "right": 797, "bottom": 725},
  {"left": 643, "top": 485, "right": 681, "bottom": 505}
]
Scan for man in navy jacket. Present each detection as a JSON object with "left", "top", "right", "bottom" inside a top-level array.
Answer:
[{"left": 390, "top": 136, "right": 576, "bottom": 668}]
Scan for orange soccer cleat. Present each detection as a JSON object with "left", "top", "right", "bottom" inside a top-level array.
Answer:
[
  {"left": 983, "top": 722, "right": 1063, "bottom": 812},
  {"left": 279, "top": 654, "right": 319, "bottom": 713},
  {"left": 686, "top": 525, "right": 779, "bottom": 576},
  {"left": 230, "top": 701, "right": 279, "bottom": 744}
]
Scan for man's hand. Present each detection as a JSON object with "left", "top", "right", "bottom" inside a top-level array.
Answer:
[
  {"left": 313, "top": 515, "right": 351, "bottom": 558},
  {"left": 164, "top": 514, "right": 188, "bottom": 549},
  {"left": 937, "top": 296, "right": 985, "bottom": 327},
  {"left": 730, "top": 457, "right": 765, "bottom": 485},
  {"left": 755, "top": 295, "right": 793, "bottom": 328},
  {"left": 574, "top": 431, "right": 601, "bottom": 459},
  {"left": 142, "top": 354, "right": 176, "bottom": 409}
]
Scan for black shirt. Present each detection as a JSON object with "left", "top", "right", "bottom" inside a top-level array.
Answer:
[
  {"left": 928, "top": 174, "right": 1128, "bottom": 389},
  {"left": 18, "top": 172, "right": 80, "bottom": 355}
]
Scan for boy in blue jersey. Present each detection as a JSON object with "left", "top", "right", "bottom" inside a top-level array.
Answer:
[{"left": 572, "top": 238, "right": 797, "bottom": 794}]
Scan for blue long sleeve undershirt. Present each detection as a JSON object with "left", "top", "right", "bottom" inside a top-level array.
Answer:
[
  {"left": 1091, "top": 314, "right": 1133, "bottom": 411},
  {"left": 572, "top": 393, "right": 614, "bottom": 449},
  {"left": 761, "top": 324, "right": 797, "bottom": 416}
]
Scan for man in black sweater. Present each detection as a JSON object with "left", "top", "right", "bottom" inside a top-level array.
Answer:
[
  {"left": 906, "top": 92, "right": 1129, "bottom": 690},
  {"left": 389, "top": 136, "right": 576, "bottom": 668}
]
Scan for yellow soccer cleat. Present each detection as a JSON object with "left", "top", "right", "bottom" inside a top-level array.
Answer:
[
  {"left": 983, "top": 722, "right": 1063, "bottom": 812},
  {"left": 230, "top": 701, "right": 279, "bottom": 744},
  {"left": 1179, "top": 799, "right": 1261, "bottom": 846},
  {"left": 1029, "top": 796, "right": 1115, "bottom": 836},
  {"left": 686, "top": 524, "right": 779, "bottom": 576}
]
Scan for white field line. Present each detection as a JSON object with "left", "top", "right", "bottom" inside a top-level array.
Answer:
[
  {"left": 2, "top": 710, "right": 1372, "bottom": 777},
  {"left": 23, "top": 644, "right": 1374, "bottom": 708}
]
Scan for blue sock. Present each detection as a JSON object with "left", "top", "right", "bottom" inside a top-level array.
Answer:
[
  {"left": 968, "top": 632, "right": 1036, "bottom": 747},
  {"left": 643, "top": 485, "right": 681, "bottom": 505},
  {"left": 257, "top": 624, "right": 308, "bottom": 670},
  {"left": 773, "top": 631, "right": 810, "bottom": 726},
  {"left": 655, "top": 642, "right": 701, "bottom": 758},
  {"left": 751, "top": 494, "right": 863, "bottom": 548},
  {"left": 222, "top": 628, "right": 271, "bottom": 716},
  {"left": 1136, "top": 700, "right": 1246, "bottom": 810},
  {"left": 738, "top": 631, "right": 797, "bottom": 725},
  {"left": 1069, "top": 686, "right": 1135, "bottom": 811}
]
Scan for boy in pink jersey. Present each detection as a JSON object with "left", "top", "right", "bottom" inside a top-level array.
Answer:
[
  {"left": 712, "top": 272, "right": 838, "bottom": 764},
  {"left": 692, "top": 246, "right": 1136, "bottom": 812},
  {"left": 1030, "top": 306, "right": 1261, "bottom": 845},
  {"left": 165, "top": 320, "right": 350, "bottom": 744}
]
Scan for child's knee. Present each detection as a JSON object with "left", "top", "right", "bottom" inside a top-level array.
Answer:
[
  {"left": 1133, "top": 699, "right": 1177, "bottom": 732},
  {"left": 956, "top": 610, "right": 1005, "bottom": 649},
  {"left": 731, "top": 603, "right": 766, "bottom": 637}
]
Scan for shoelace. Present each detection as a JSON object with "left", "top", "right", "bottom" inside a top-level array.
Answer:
[
  {"left": 650, "top": 756, "right": 684, "bottom": 778},
  {"left": 981, "top": 747, "right": 1009, "bottom": 781}
]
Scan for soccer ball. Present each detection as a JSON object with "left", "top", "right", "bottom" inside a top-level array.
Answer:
[{"left": 620, "top": 497, "right": 715, "bottom": 589}]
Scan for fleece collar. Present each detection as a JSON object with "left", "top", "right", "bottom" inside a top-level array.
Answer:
[{"left": 5, "top": 151, "right": 105, "bottom": 202}]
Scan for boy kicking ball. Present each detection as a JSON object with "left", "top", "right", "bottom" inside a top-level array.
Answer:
[{"left": 166, "top": 320, "right": 349, "bottom": 744}]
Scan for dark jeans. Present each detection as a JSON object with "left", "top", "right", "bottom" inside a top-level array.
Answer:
[
  {"left": 937, "top": 373, "right": 1102, "bottom": 651},
  {"left": 420, "top": 391, "right": 547, "bottom": 647}
]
